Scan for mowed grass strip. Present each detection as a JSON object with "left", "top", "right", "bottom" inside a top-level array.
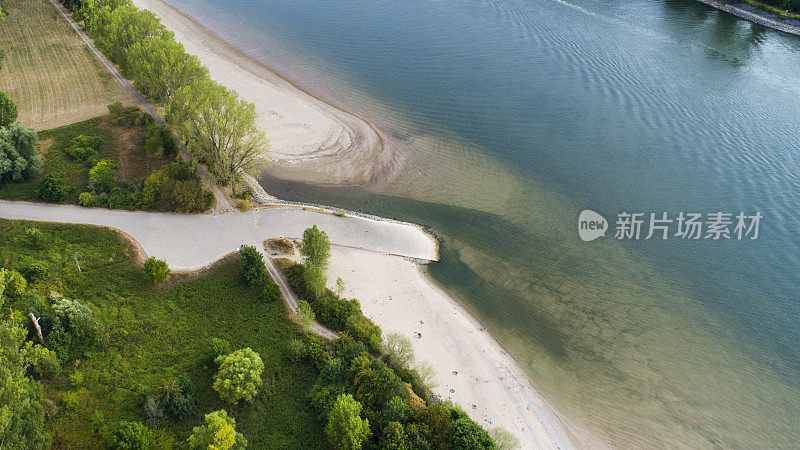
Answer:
[{"left": 0, "top": 0, "right": 134, "bottom": 129}]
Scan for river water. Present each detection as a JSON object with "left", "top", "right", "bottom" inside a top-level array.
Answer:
[{"left": 165, "top": 0, "right": 800, "bottom": 446}]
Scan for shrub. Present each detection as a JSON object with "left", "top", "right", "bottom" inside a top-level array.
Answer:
[
  {"left": 286, "top": 339, "right": 306, "bottom": 363},
  {"left": 298, "top": 300, "right": 315, "bottom": 332},
  {"left": 166, "top": 160, "right": 195, "bottom": 181},
  {"left": 315, "top": 295, "right": 362, "bottom": 331},
  {"left": 34, "top": 171, "right": 71, "bottom": 203},
  {"left": 0, "top": 123, "right": 41, "bottom": 185},
  {"left": 109, "top": 421, "right": 154, "bottom": 450},
  {"left": 141, "top": 169, "right": 172, "bottom": 209},
  {"left": 170, "top": 180, "right": 213, "bottom": 213},
  {"left": 346, "top": 315, "right": 382, "bottom": 354},
  {"left": 59, "top": 392, "right": 79, "bottom": 411},
  {"left": 0, "top": 91, "right": 18, "bottom": 127},
  {"left": 207, "top": 337, "right": 231, "bottom": 361},
  {"left": 159, "top": 125, "right": 178, "bottom": 157},
  {"left": 238, "top": 245, "right": 266, "bottom": 287},
  {"left": 25, "top": 227, "right": 43, "bottom": 248},
  {"left": 88, "top": 159, "right": 118, "bottom": 193},
  {"left": 1, "top": 269, "right": 27, "bottom": 299},
  {"left": 187, "top": 410, "right": 247, "bottom": 449},
  {"left": 66, "top": 135, "right": 103, "bottom": 161},
  {"left": 51, "top": 298, "right": 97, "bottom": 357},
  {"left": 213, "top": 348, "right": 264, "bottom": 404},
  {"left": 143, "top": 257, "right": 170, "bottom": 283},
  {"left": 144, "top": 135, "right": 161, "bottom": 155},
  {"left": 261, "top": 282, "right": 280, "bottom": 302},
  {"left": 78, "top": 192, "right": 95, "bottom": 207},
  {"left": 66, "top": 146, "right": 98, "bottom": 161},
  {"left": 22, "top": 262, "right": 47, "bottom": 282},
  {"left": 449, "top": 417, "right": 496, "bottom": 450}
]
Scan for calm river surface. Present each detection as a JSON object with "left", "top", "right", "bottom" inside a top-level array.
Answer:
[{"left": 166, "top": 0, "right": 800, "bottom": 446}]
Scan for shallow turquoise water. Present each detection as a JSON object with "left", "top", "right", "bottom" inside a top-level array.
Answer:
[{"left": 165, "top": 0, "right": 800, "bottom": 446}]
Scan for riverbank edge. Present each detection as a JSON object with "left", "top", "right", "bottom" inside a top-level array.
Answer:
[
  {"left": 126, "top": 0, "right": 585, "bottom": 448},
  {"left": 695, "top": 0, "right": 800, "bottom": 35}
]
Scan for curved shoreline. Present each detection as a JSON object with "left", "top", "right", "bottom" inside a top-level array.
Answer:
[
  {"left": 127, "top": 0, "right": 586, "bottom": 447},
  {"left": 132, "top": 0, "right": 396, "bottom": 186},
  {"left": 695, "top": 0, "right": 800, "bottom": 35}
]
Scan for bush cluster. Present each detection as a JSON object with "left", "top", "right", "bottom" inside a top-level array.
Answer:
[{"left": 296, "top": 334, "right": 496, "bottom": 450}]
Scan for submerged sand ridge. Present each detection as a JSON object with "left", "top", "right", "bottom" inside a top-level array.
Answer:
[{"left": 132, "top": 0, "right": 387, "bottom": 186}]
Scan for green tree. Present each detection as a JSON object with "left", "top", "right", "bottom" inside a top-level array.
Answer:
[
  {"left": 88, "top": 3, "right": 170, "bottom": 72},
  {"left": 0, "top": 91, "right": 17, "bottom": 127},
  {"left": 35, "top": 171, "right": 70, "bottom": 203},
  {"left": 0, "top": 312, "right": 52, "bottom": 449},
  {"left": 325, "top": 394, "right": 371, "bottom": 450},
  {"left": 187, "top": 410, "right": 247, "bottom": 450},
  {"left": 238, "top": 245, "right": 265, "bottom": 287},
  {"left": 449, "top": 417, "right": 496, "bottom": 450},
  {"left": 382, "top": 396, "right": 412, "bottom": 424},
  {"left": 301, "top": 225, "right": 332, "bottom": 270},
  {"left": 167, "top": 78, "right": 268, "bottom": 190},
  {"left": 380, "top": 421, "right": 410, "bottom": 450},
  {"left": 213, "top": 348, "right": 264, "bottom": 404},
  {"left": 108, "top": 421, "right": 154, "bottom": 450},
  {"left": 0, "top": 268, "right": 27, "bottom": 300},
  {"left": 303, "top": 262, "right": 327, "bottom": 299},
  {"left": 297, "top": 299, "right": 315, "bottom": 332},
  {"left": 88, "top": 159, "right": 117, "bottom": 193},
  {"left": 382, "top": 333, "right": 415, "bottom": 368},
  {"left": 0, "top": 123, "right": 41, "bottom": 185},
  {"left": 143, "top": 257, "right": 170, "bottom": 283},
  {"left": 128, "top": 37, "right": 208, "bottom": 103}
]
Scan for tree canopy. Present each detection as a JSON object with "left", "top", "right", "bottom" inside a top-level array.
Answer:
[
  {"left": 187, "top": 410, "right": 247, "bottom": 450},
  {"left": 167, "top": 78, "right": 268, "bottom": 188},
  {"left": 213, "top": 348, "right": 264, "bottom": 404},
  {"left": 0, "top": 123, "right": 42, "bottom": 185},
  {"left": 325, "top": 394, "right": 371, "bottom": 450},
  {"left": 0, "top": 312, "right": 56, "bottom": 449}
]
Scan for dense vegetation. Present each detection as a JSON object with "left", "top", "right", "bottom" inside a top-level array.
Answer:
[
  {"left": 0, "top": 109, "right": 213, "bottom": 212},
  {"left": 0, "top": 219, "right": 326, "bottom": 447},
  {"left": 756, "top": 0, "right": 800, "bottom": 14},
  {"left": 277, "top": 228, "right": 499, "bottom": 449},
  {"left": 67, "top": 0, "right": 269, "bottom": 193}
]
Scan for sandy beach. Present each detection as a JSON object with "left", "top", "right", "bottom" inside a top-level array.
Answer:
[
  {"left": 133, "top": 0, "right": 388, "bottom": 186},
  {"left": 325, "top": 247, "right": 587, "bottom": 449},
  {"left": 125, "top": 1, "right": 586, "bottom": 447}
]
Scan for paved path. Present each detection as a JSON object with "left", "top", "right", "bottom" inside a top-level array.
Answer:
[{"left": 0, "top": 201, "right": 438, "bottom": 269}]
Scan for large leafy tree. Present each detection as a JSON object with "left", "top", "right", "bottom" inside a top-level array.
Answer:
[
  {"left": 0, "top": 123, "right": 42, "bottom": 185},
  {"left": 325, "top": 394, "right": 371, "bottom": 450},
  {"left": 301, "top": 225, "right": 332, "bottom": 269},
  {"left": 213, "top": 348, "right": 264, "bottom": 404},
  {"left": 0, "top": 312, "right": 57, "bottom": 449},
  {"left": 128, "top": 37, "right": 208, "bottom": 103},
  {"left": 187, "top": 410, "right": 247, "bottom": 450},
  {"left": 167, "top": 79, "right": 268, "bottom": 189},
  {"left": 88, "top": 3, "right": 171, "bottom": 72},
  {"left": 301, "top": 225, "right": 332, "bottom": 298}
]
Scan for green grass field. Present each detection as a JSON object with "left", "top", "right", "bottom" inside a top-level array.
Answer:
[
  {"left": 0, "top": 219, "right": 326, "bottom": 448},
  {"left": 0, "top": 0, "right": 134, "bottom": 130}
]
